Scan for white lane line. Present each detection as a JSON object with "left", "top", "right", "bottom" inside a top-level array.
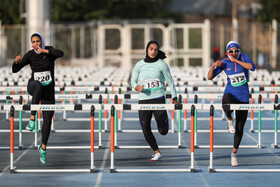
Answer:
[
  {"left": 244, "top": 132, "right": 258, "bottom": 144},
  {"left": 0, "top": 137, "right": 41, "bottom": 177},
  {"left": 171, "top": 111, "right": 210, "bottom": 187},
  {"left": 94, "top": 141, "right": 110, "bottom": 187}
]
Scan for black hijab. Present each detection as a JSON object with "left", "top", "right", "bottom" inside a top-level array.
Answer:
[{"left": 144, "top": 41, "right": 166, "bottom": 62}]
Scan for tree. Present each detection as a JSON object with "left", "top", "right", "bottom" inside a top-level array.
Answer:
[
  {"left": 51, "top": 0, "right": 182, "bottom": 23},
  {"left": 0, "top": 0, "right": 22, "bottom": 24},
  {"left": 256, "top": 0, "right": 280, "bottom": 22},
  {"left": 0, "top": 0, "right": 182, "bottom": 24}
]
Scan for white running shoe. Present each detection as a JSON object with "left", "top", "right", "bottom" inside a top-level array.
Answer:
[
  {"left": 151, "top": 153, "right": 162, "bottom": 161},
  {"left": 231, "top": 153, "right": 239, "bottom": 167},
  {"left": 227, "top": 119, "right": 235, "bottom": 134}
]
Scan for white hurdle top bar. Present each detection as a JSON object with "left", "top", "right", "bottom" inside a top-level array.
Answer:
[{"left": 2, "top": 104, "right": 102, "bottom": 111}]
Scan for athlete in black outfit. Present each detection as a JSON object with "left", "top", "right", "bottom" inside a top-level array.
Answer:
[{"left": 12, "top": 33, "right": 63, "bottom": 164}]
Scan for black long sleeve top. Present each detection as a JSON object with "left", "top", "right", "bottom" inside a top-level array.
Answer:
[{"left": 12, "top": 46, "right": 64, "bottom": 84}]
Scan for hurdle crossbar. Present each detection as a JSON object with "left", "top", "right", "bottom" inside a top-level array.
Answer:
[{"left": 109, "top": 104, "right": 197, "bottom": 173}]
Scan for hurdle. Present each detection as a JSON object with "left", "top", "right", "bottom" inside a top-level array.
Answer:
[
  {"left": 5, "top": 104, "right": 101, "bottom": 173},
  {"left": 200, "top": 103, "right": 272, "bottom": 149},
  {"left": 108, "top": 103, "right": 197, "bottom": 173},
  {"left": 105, "top": 102, "right": 202, "bottom": 149},
  {"left": 208, "top": 103, "right": 280, "bottom": 173}
]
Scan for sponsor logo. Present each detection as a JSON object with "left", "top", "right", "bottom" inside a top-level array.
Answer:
[
  {"left": 203, "top": 88, "right": 223, "bottom": 91},
  {"left": 139, "top": 105, "right": 166, "bottom": 110},
  {"left": 71, "top": 88, "right": 89, "bottom": 91},
  {"left": 238, "top": 105, "right": 265, "bottom": 110},
  {"left": 39, "top": 106, "right": 65, "bottom": 110},
  {"left": 5, "top": 88, "right": 23, "bottom": 91},
  {"left": 58, "top": 96, "right": 79, "bottom": 99},
  {"left": 270, "top": 88, "right": 280, "bottom": 91}
]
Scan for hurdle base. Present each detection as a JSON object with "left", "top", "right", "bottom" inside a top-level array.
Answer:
[
  {"left": 190, "top": 167, "right": 195, "bottom": 173},
  {"left": 184, "top": 130, "right": 189, "bottom": 133},
  {"left": 178, "top": 145, "right": 182, "bottom": 149},
  {"left": 110, "top": 168, "right": 115, "bottom": 173},
  {"left": 271, "top": 144, "right": 279, "bottom": 148},
  {"left": 90, "top": 168, "right": 95, "bottom": 173},
  {"left": 208, "top": 167, "right": 214, "bottom": 173},
  {"left": 19, "top": 146, "right": 23, "bottom": 150},
  {"left": 10, "top": 167, "right": 16, "bottom": 174},
  {"left": 98, "top": 145, "right": 103, "bottom": 149},
  {"left": 258, "top": 145, "right": 262, "bottom": 149},
  {"left": 249, "top": 129, "right": 254, "bottom": 133}
]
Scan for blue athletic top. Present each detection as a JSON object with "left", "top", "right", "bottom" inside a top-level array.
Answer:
[
  {"left": 212, "top": 53, "right": 255, "bottom": 102},
  {"left": 131, "top": 59, "right": 177, "bottom": 101}
]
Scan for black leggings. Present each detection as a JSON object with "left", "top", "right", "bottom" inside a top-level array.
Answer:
[
  {"left": 138, "top": 97, "right": 169, "bottom": 151},
  {"left": 222, "top": 93, "right": 248, "bottom": 149},
  {"left": 27, "top": 80, "right": 55, "bottom": 145}
]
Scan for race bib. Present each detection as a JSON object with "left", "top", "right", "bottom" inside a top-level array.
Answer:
[
  {"left": 34, "top": 71, "right": 52, "bottom": 86},
  {"left": 228, "top": 72, "right": 247, "bottom": 87},
  {"left": 144, "top": 79, "right": 162, "bottom": 91}
]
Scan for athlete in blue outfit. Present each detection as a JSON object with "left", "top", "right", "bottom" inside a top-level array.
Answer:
[
  {"left": 131, "top": 41, "right": 179, "bottom": 161},
  {"left": 207, "top": 41, "right": 256, "bottom": 167}
]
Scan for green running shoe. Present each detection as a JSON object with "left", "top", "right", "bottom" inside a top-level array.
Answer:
[
  {"left": 26, "top": 120, "right": 35, "bottom": 131},
  {"left": 38, "top": 144, "right": 47, "bottom": 164}
]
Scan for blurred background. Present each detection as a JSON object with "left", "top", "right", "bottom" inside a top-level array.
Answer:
[{"left": 0, "top": 0, "right": 279, "bottom": 70}]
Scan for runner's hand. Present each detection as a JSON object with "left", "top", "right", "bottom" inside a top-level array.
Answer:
[
  {"left": 14, "top": 53, "right": 22, "bottom": 64},
  {"left": 135, "top": 85, "right": 144, "bottom": 92}
]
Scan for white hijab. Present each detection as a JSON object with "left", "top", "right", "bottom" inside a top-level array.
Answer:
[{"left": 32, "top": 32, "right": 45, "bottom": 54}]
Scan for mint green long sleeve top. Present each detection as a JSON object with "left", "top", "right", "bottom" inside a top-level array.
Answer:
[{"left": 131, "top": 59, "right": 177, "bottom": 100}]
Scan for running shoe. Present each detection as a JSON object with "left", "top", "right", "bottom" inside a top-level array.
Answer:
[
  {"left": 227, "top": 119, "right": 235, "bottom": 134},
  {"left": 38, "top": 144, "right": 47, "bottom": 164},
  {"left": 151, "top": 153, "right": 162, "bottom": 161},
  {"left": 26, "top": 120, "right": 35, "bottom": 131},
  {"left": 231, "top": 153, "right": 238, "bottom": 167}
]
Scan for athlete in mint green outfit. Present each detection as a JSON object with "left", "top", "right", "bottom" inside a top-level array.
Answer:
[{"left": 131, "top": 41, "right": 178, "bottom": 161}]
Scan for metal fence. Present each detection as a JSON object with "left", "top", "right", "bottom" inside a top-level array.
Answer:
[{"left": 0, "top": 19, "right": 279, "bottom": 69}]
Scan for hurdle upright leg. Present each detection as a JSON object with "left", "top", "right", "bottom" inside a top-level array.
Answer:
[
  {"left": 258, "top": 109, "right": 262, "bottom": 149},
  {"left": 250, "top": 98, "right": 254, "bottom": 132},
  {"left": 18, "top": 96, "right": 23, "bottom": 149},
  {"left": 178, "top": 109, "right": 182, "bottom": 148},
  {"left": 190, "top": 105, "right": 195, "bottom": 172},
  {"left": 90, "top": 105, "right": 95, "bottom": 173},
  {"left": 208, "top": 105, "right": 214, "bottom": 173},
  {"left": 171, "top": 109, "right": 175, "bottom": 133},
  {"left": 272, "top": 109, "right": 278, "bottom": 148},
  {"left": 34, "top": 112, "right": 38, "bottom": 148},
  {"left": 104, "top": 98, "right": 108, "bottom": 132},
  {"left": 98, "top": 109, "right": 102, "bottom": 148},
  {"left": 10, "top": 106, "right": 15, "bottom": 173},
  {"left": 194, "top": 109, "right": 197, "bottom": 147},
  {"left": 114, "top": 108, "right": 118, "bottom": 147},
  {"left": 110, "top": 106, "right": 115, "bottom": 173},
  {"left": 183, "top": 98, "right": 188, "bottom": 132},
  {"left": 18, "top": 110, "right": 23, "bottom": 149}
]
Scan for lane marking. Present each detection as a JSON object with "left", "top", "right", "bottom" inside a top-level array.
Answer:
[
  {"left": 171, "top": 110, "right": 210, "bottom": 187},
  {"left": 94, "top": 141, "right": 110, "bottom": 187},
  {"left": 0, "top": 137, "right": 41, "bottom": 176}
]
